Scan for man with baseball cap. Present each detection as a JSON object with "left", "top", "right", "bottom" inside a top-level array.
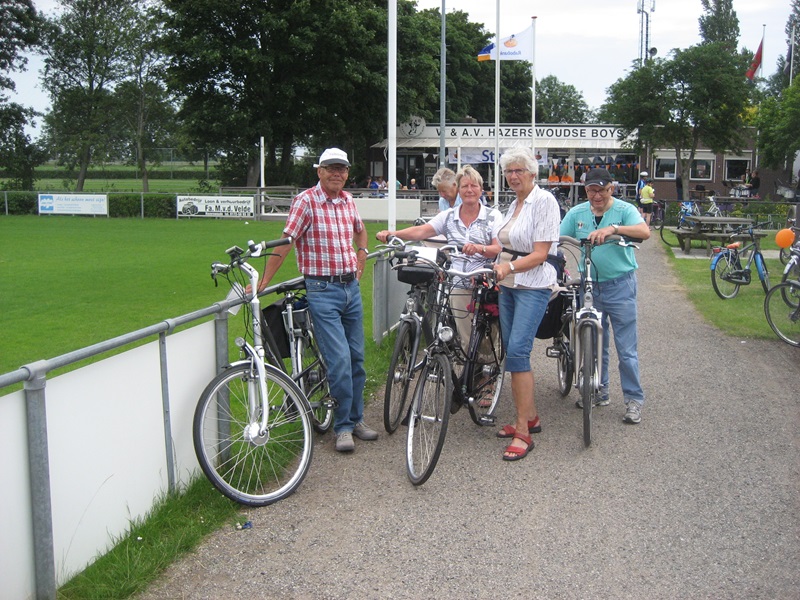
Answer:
[
  {"left": 255, "top": 147, "right": 378, "bottom": 452},
  {"left": 560, "top": 168, "right": 651, "bottom": 424}
]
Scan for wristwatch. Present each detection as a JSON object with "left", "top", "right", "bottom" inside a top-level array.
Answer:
[
  {"left": 357, "top": 247, "right": 368, "bottom": 254},
  {"left": 611, "top": 224, "right": 620, "bottom": 234},
  {"left": 509, "top": 262, "right": 516, "bottom": 272}
]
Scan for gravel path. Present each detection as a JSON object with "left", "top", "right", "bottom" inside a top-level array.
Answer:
[{"left": 137, "top": 238, "right": 799, "bottom": 600}]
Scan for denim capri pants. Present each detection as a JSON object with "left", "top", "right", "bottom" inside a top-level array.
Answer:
[{"left": 498, "top": 286, "right": 551, "bottom": 372}]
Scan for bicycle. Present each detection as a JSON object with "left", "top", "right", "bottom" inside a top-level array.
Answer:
[
  {"left": 384, "top": 246, "right": 505, "bottom": 485},
  {"left": 709, "top": 222, "right": 772, "bottom": 299},
  {"left": 764, "top": 279, "right": 800, "bottom": 347},
  {"left": 380, "top": 238, "right": 440, "bottom": 434},
  {"left": 775, "top": 226, "right": 800, "bottom": 284},
  {"left": 259, "top": 278, "right": 333, "bottom": 433},
  {"left": 546, "top": 234, "right": 640, "bottom": 448},
  {"left": 193, "top": 239, "right": 314, "bottom": 506}
]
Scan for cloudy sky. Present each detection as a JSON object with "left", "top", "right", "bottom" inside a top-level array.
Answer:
[
  {"left": 416, "top": 0, "right": 791, "bottom": 110},
  {"left": 9, "top": 0, "right": 793, "bottom": 130}
]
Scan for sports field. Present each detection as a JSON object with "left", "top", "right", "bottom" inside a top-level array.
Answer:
[{"left": 0, "top": 215, "right": 389, "bottom": 388}]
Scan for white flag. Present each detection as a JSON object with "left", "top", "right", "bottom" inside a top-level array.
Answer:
[{"left": 477, "top": 25, "right": 534, "bottom": 62}]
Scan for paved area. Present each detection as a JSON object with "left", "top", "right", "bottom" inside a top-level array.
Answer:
[{"left": 137, "top": 238, "right": 799, "bottom": 600}]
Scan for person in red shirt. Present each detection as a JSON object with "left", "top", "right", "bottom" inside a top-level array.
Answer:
[{"left": 255, "top": 148, "right": 377, "bottom": 453}]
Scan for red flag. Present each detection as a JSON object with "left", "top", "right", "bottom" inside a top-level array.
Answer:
[{"left": 746, "top": 38, "right": 763, "bottom": 80}]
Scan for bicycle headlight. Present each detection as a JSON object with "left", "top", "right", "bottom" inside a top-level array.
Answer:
[
  {"left": 235, "top": 336, "right": 246, "bottom": 348},
  {"left": 405, "top": 297, "right": 416, "bottom": 313},
  {"left": 438, "top": 325, "right": 454, "bottom": 342}
]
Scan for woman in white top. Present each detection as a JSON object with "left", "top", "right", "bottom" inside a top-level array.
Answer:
[{"left": 492, "top": 148, "right": 561, "bottom": 461}]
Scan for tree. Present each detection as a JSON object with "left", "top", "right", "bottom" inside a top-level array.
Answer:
[
  {"left": 40, "top": 0, "right": 137, "bottom": 190},
  {"left": 698, "top": 0, "right": 739, "bottom": 47},
  {"left": 602, "top": 44, "right": 749, "bottom": 199},
  {"left": 162, "top": 0, "right": 394, "bottom": 186},
  {"left": 0, "top": 0, "right": 45, "bottom": 189},
  {"left": 113, "top": 2, "right": 176, "bottom": 192},
  {"left": 535, "top": 75, "right": 591, "bottom": 123},
  {"left": 755, "top": 79, "right": 800, "bottom": 175}
]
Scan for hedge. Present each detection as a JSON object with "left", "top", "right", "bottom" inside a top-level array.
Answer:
[
  {"left": 1, "top": 192, "right": 177, "bottom": 218},
  {"left": 0, "top": 169, "right": 210, "bottom": 180}
]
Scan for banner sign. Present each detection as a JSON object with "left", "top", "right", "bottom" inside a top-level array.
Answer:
[
  {"left": 177, "top": 196, "right": 254, "bottom": 218},
  {"left": 38, "top": 194, "right": 108, "bottom": 216},
  {"left": 413, "top": 125, "right": 620, "bottom": 142},
  {"left": 448, "top": 149, "right": 549, "bottom": 166}
]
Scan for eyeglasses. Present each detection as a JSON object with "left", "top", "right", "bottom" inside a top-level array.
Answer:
[
  {"left": 585, "top": 185, "right": 610, "bottom": 195},
  {"left": 321, "top": 165, "right": 349, "bottom": 174},
  {"left": 504, "top": 169, "right": 528, "bottom": 177}
]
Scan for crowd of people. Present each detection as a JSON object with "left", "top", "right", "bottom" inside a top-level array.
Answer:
[{"left": 264, "top": 147, "right": 650, "bottom": 460}]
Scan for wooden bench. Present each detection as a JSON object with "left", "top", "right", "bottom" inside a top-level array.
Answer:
[{"left": 670, "top": 228, "right": 767, "bottom": 256}]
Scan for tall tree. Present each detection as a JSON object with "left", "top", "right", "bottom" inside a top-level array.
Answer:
[
  {"left": 698, "top": 0, "right": 739, "bottom": 47},
  {"left": 602, "top": 43, "right": 750, "bottom": 199},
  {"left": 40, "top": 0, "right": 137, "bottom": 190},
  {"left": 535, "top": 75, "right": 591, "bottom": 124},
  {"left": 0, "top": 0, "right": 45, "bottom": 189},
  {"left": 113, "top": 1, "right": 175, "bottom": 192}
]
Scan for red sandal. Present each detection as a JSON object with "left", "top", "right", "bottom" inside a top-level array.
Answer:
[
  {"left": 496, "top": 416, "right": 541, "bottom": 438},
  {"left": 502, "top": 432, "right": 534, "bottom": 462}
]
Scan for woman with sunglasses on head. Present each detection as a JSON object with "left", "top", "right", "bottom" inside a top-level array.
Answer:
[{"left": 491, "top": 148, "right": 561, "bottom": 462}]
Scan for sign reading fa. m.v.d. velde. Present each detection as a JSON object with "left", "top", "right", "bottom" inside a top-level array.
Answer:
[
  {"left": 177, "top": 196, "right": 255, "bottom": 218},
  {"left": 38, "top": 194, "right": 108, "bottom": 216}
]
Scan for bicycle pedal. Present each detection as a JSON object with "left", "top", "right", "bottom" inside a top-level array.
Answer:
[
  {"left": 478, "top": 415, "right": 497, "bottom": 426},
  {"left": 545, "top": 346, "right": 561, "bottom": 358}
]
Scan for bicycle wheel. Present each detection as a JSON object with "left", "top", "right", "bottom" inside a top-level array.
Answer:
[
  {"left": 579, "top": 326, "right": 596, "bottom": 448},
  {"left": 384, "top": 321, "right": 418, "bottom": 433},
  {"left": 754, "top": 252, "right": 771, "bottom": 294},
  {"left": 465, "top": 317, "right": 506, "bottom": 425},
  {"left": 711, "top": 251, "right": 741, "bottom": 299},
  {"left": 407, "top": 352, "right": 452, "bottom": 486},
  {"left": 764, "top": 281, "right": 800, "bottom": 347},
  {"left": 193, "top": 362, "right": 313, "bottom": 506},
  {"left": 555, "top": 336, "right": 573, "bottom": 397},
  {"left": 295, "top": 333, "right": 332, "bottom": 434}
]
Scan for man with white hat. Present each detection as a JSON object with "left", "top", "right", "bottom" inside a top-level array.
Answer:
[{"left": 255, "top": 147, "right": 378, "bottom": 452}]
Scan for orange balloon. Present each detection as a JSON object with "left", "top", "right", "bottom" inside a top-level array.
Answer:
[{"left": 775, "top": 228, "right": 796, "bottom": 248}]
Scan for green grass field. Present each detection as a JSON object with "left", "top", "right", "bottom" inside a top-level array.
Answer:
[{"left": 0, "top": 216, "right": 391, "bottom": 389}]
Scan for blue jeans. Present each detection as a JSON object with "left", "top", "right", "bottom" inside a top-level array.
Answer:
[
  {"left": 593, "top": 271, "right": 645, "bottom": 406},
  {"left": 498, "top": 286, "right": 551, "bottom": 372},
  {"left": 304, "top": 278, "right": 367, "bottom": 434}
]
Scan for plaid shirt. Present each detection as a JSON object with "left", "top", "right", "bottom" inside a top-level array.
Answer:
[{"left": 283, "top": 183, "right": 364, "bottom": 277}]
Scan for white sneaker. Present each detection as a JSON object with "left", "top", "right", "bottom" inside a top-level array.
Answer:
[
  {"left": 623, "top": 402, "right": 642, "bottom": 424},
  {"left": 335, "top": 431, "right": 355, "bottom": 452}
]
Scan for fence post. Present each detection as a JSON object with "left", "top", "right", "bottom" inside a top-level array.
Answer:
[
  {"left": 141, "top": 192, "right": 144, "bottom": 219},
  {"left": 158, "top": 330, "right": 176, "bottom": 493},
  {"left": 24, "top": 362, "right": 57, "bottom": 600}
]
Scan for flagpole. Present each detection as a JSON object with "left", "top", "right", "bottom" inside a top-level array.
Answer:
[
  {"left": 761, "top": 23, "right": 766, "bottom": 79},
  {"left": 494, "top": 0, "right": 500, "bottom": 202},
  {"left": 531, "top": 17, "right": 537, "bottom": 168}
]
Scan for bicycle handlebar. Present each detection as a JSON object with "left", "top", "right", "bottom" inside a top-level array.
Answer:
[{"left": 558, "top": 234, "right": 642, "bottom": 247}]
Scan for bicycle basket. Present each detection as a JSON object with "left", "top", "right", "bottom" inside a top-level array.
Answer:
[
  {"left": 262, "top": 298, "right": 291, "bottom": 358},
  {"left": 396, "top": 245, "right": 441, "bottom": 285}
]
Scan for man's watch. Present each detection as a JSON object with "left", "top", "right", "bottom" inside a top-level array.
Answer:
[
  {"left": 509, "top": 262, "right": 516, "bottom": 272},
  {"left": 611, "top": 224, "right": 620, "bottom": 234},
  {"left": 357, "top": 247, "right": 368, "bottom": 254}
]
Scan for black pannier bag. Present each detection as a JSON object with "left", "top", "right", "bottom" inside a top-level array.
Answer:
[
  {"left": 535, "top": 251, "right": 568, "bottom": 340},
  {"left": 535, "top": 292, "right": 565, "bottom": 340},
  {"left": 396, "top": 245, "right": 443, "bottom": 286},
  {"left": 261, "top": 297, "right": 291, "bottom": 358}
]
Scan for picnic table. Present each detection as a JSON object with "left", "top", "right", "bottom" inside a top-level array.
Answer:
[{"left": 668, "top": 216, "right": 765, "bottom": 256}]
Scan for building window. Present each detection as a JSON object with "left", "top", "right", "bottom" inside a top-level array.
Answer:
[
  {"left": 724, "top": 159, "right": 750, "bottom": 183},
  {"left": 655, "top": 158, "right": 676, "bottom": 179},
  {"left": 691, "top": 159, "right": 713, "bottom": 181}
]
